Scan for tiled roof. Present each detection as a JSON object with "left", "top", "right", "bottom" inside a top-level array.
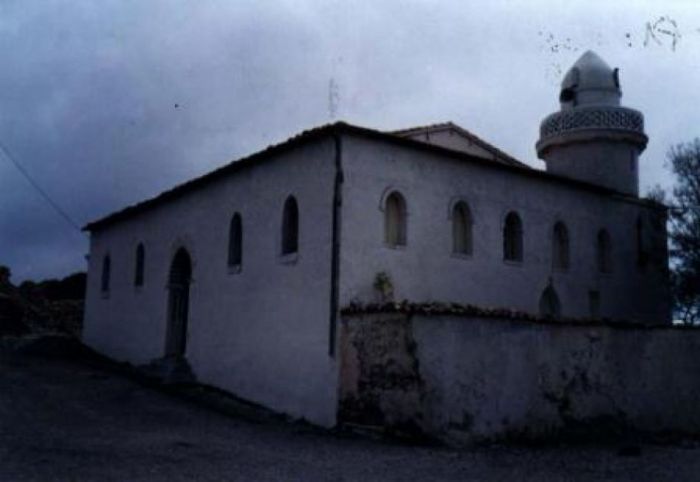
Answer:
[{"left": 84, "top": 121, "right": 661, "bottom": 232}]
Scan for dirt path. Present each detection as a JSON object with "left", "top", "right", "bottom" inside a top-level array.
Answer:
[{"left": 1, "top": 337, "right": 698, "bottom": 481}]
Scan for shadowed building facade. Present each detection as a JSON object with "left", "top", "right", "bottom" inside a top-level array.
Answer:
[{"left": 82, "top": 51, "right": 671, "bottom": 427}]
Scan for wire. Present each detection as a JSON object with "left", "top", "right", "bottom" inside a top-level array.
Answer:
[{"left": 0, "top": 139, "right": 83, "bottom": 232}]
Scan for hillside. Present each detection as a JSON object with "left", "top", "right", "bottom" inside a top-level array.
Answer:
[{"left": 0, "top": 267, "right": 85, "bottom": 337}]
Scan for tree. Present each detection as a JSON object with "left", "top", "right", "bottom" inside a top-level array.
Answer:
[
  {"left": 667, "top": 139, "right": 700, "bottom": 323},
  {"left": 0, "top": 265, "right": 11, "bottom": 289}
]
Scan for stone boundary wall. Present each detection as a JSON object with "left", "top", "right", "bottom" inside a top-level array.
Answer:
[{"left": 339, "top": 311, "right": 700, "bottom": 444}]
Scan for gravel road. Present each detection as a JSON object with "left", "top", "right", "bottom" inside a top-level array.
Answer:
[{"left": 1, "top": 337, "right": 699, "bottom": 481}]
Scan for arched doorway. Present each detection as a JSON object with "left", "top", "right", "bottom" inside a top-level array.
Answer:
[
  {"left": 165, "top": 248, "right": 192, "bottom": 358},
  {"left": 539, "top": 285, "right": 561, "bottom": 319}
]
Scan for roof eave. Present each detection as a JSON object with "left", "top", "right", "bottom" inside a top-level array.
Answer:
[{"left": 84, "top": 121, "right": 654, "bottom": 232}]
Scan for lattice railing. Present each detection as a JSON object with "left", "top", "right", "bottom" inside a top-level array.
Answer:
[{"left": 540, "top": 106, "right": 644, "bottom": 139}]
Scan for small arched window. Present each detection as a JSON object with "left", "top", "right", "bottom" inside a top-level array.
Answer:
[
  {"left": 597, "top": 229, "right": 612, "bottom": 273},
  {"left": 384, "top": 191, "right": 407, "bottom": 247},
  {"left": 636, "top": 217, "right": 647, "bottom": 268},
  {"left": 134, "top": 244, "right": 145, "bottom": 287},
  {"left": 539, "top": 285, "right": 562, "bottom": 319},
  {"left": 552, "top": 222, "right": 570, "bottom": 271},
  {"left": 101, "top": 254, "right": 111, "bottom": 293},
  {"left": 452, "top": 201, "right": 473, "bottom": 255},
  {"left": 503, "top": 211, "right": 523, "bottom": 262},
  {"left": 228, "top": 213, "right": 243, "bottom": 267},
  {"left": 281, "top": 196, "right": 299, "bottom": 255}
]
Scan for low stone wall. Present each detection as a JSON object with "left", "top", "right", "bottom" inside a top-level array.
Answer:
[{"left": 339, "top": 311, "right": 700, "bottom": 444}]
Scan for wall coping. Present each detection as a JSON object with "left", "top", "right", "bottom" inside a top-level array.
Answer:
[{"left": 340, "top": 300, "right": 694, "bottom": 331}]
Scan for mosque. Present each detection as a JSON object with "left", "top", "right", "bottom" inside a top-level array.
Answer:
[{"left": 82, "top": 51, "right": 671, "bottom": 427}]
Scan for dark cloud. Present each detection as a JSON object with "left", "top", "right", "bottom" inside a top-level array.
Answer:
[{"left": 1, "top": 1, "right": 698, "bottom": 282}]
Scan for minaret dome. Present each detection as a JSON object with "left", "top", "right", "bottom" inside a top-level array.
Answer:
[{"left": 536, "top": 51, "right": 647, "bottom": 196}]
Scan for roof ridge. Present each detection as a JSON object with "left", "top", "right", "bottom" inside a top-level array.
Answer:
[
  {"left": 391, "top": 121, "right": 528, "bottom": 168},
  {"left": 390, "top": 121, "right": 454, "bottom": 135}
]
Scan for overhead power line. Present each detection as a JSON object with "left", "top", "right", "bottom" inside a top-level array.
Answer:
[{"left": 0, "top": 140, "right": 83, "bottom": 232}]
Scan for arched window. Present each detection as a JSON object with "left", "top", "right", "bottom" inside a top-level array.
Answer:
[
  {"left": 101, "top": 254, "right": 111, "bottom": 293},
  {"left": 228, "top": 213, "right": 243, "bottom": 267},
  {"left": 597, "top": 229, "right": 612, "bottom": 273},
  {"left": 552, "top": 222, "right": 570, "bottom": 271},
  {"left": 281, "top": 196, "right": 299, "bottom": 255},
  {"left": 384, "top": 191, "right": 407, "bottom": 247},
  {"left": 452, "top": 201, "right": 473, "bottom": 255},
  {"left": 636, "top": 217, "right": 647, "bottom": 268},
  {"left": 539, "top": 285, "right": 561, "bottom": 319},
  {"left": 503, "top": 211, "right": 523, "bottom": 262},
  {"left": 134, "top": 243, "right": 145, "bottom": 287},
  {"left": 560, "top": 67, "right": 579, "bottom": 107}
]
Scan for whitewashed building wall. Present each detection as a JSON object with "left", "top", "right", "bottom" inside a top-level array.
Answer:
[
  {"left": 83, "top": 137, "right": 340, "bottom": 426},
  {"left": 338, "top": 134, "right": 670, "bottom": 323},
  {"left": 83, "top": 125, "right": 671, "bottom": 429}
]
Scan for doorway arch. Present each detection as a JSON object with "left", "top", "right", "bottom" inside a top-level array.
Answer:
[
  {"left": 539, "top": 285, "right": 561, "bottom": 319},
  {"left": 165, "top": 248, "right": 192, "bottom": 358}
]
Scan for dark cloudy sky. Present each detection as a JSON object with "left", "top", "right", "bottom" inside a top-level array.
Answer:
[{"left": 1, "top": 1, "right": 699, "bottom": 282}]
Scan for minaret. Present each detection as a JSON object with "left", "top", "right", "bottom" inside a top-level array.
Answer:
[{"left": 536, "top": 51, "right": 647, "bottom": 196}]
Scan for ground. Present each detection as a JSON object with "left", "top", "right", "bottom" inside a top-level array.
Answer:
[{"left": 1, "top": 337, "right": 699, "bottom": 481}]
